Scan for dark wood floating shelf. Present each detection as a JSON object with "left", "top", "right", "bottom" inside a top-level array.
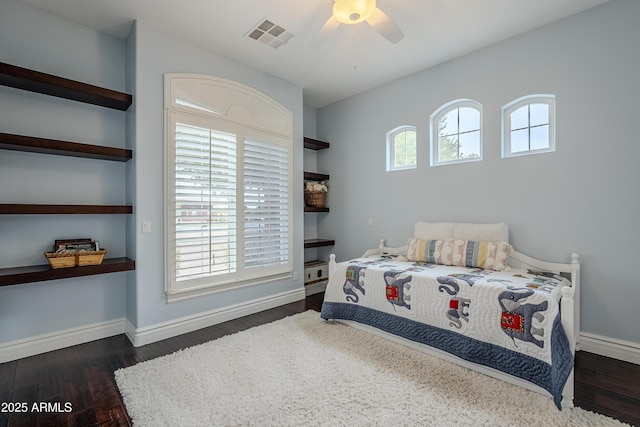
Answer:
[
  {"left": 304, "top": 207, "right": 329, "bottom": 213},
  {"left": 0, "top": 133, "right": 132, "bottom": 162},
  {"left": 0, "top": 257, "right": 136, "bottom": 287},
  {"left": 304, "top": 238, "right": 335, "bottom": 249},
  {"left": 304, "top": 171, "right": 330, "bottom": 181},
  {"left": 0, "top": 62, "right": 132, "bottom": 111},
  {"left": 0, "top": 204, "right": 133, "bottom": 215},
  {"left": 303, "top": 137, "right": 330, "bottom": 150}
]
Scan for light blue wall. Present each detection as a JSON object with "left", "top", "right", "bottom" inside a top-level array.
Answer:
[
  {"left": 0, "top": 1, "right": 304, "bottom": 344},
  {"left": 128, "top": 20, "right": 304, "bottom": 328},
  {"left": 125, "top": 19, "right": 138, "bottom": 325},
  {"left": 316, "top": 0, "right": 640, "bottom": 344},
  {"left": 0, "top": 0, "right": 128, "bottom": 342}
]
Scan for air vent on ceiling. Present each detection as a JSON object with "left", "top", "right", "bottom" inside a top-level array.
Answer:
[{"left": 246, "top": 19, "right": 294, "bottom": 49}]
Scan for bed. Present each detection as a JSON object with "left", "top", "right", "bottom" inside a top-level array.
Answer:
[{"left": 320, "top": 222, "right": 580, "bottom": 409}]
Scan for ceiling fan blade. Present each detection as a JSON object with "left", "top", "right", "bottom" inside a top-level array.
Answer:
[
  {"left": 311, "top": 15, "right": 341, "bottom": 47},
  {"left": 367, "top": 7, "right": 404, "bottom": 44}
]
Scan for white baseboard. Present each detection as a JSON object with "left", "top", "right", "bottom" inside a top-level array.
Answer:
[
  {"left": 0, "top": 318, "right": 125, "bottom": 364},
  {"left": 125, "top": 287, "right": 306, "bottom": 347},
  {"left": 579, "top": 332, "right": 640, "bottom": 365},
  {"left": 0, "top": 287, "right": 305, "bottom": 363}
]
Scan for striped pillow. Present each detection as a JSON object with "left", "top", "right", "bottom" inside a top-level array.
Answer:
[{"left": 406, "top": 238, "right": 511, "bottom": 271}]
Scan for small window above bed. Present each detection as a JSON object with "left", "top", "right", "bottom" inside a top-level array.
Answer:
[
  {"left": 386, "top": 125, "right": 417, "bottom": 171},
  {"left": 430, "top": 99, "right": 482, "bottom": 166},
  {"left": 501, "top": 94, "right": 555, "bottom": 158}
]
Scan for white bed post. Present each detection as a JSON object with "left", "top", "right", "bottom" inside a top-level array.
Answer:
[
  {"left": 570, "top": 253, "right": 581, "bottom": 352},
  {"left": 328, "top": 254, "right": 337, "bottom": 278},
  {"left": 560, "top": 284, "right": 575, "bottom": 407},
  {"left": 560, "top": 253, "right": 580, "bottom": 407}
]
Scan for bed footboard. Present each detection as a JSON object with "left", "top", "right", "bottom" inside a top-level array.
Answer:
[{"left": 508, "top": 250, "right": 581, "bottom": 353}]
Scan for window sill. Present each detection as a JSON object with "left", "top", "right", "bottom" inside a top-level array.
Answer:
[{"left": 165, "top": 270, "right": 293, "bottom": 303}]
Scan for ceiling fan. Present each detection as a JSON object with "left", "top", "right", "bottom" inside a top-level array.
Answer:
[{"left": 313, "top": 0, "right": 404, "bottom": 46}]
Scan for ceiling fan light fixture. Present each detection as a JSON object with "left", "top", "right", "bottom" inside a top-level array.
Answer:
[{"left": 333, "top": 0, "right": 376, "bottom": 25}]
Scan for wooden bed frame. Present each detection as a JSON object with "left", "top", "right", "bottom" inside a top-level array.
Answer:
[{"left": 328, "top": 239, "right": 581, "bottom": 408}]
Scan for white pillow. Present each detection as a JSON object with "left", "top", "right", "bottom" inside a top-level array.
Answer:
[
  {"left": 413, "top": 222, "right": 456, "bottom": 240},
  {"left": 453, "top": 223, "right": 509, "bottom": 242},
  {"left": 414, "top": 222, "right": 509, "bottom": 243}
]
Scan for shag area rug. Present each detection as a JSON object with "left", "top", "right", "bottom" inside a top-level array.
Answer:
[{"left": 115, "top": 311, "right": 626, "bottom": 426}]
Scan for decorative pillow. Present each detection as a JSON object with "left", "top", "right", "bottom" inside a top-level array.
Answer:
[{"left": 406, "top": 238, "right": 511, "bottom": 271}]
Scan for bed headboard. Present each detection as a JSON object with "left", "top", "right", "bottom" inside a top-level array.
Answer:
[
  {"left": 414, "top": 222, "right": 509, "bottom": 242},
  {"left": 362, "top": 222, "right": 510, "bottom": 258}
]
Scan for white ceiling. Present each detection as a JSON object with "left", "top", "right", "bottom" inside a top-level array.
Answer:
[{"left": 18, "top": 0, "right": 610, "bottom": 108}]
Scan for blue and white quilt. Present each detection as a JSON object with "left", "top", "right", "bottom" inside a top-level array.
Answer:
[{"left": 320, "top": 257, "right": 574, "bottom": 409}]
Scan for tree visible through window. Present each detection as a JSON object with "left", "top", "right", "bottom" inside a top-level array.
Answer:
[
  {"left": 431, "top": 100, "right": 482, "bottom": 166},
  {"left": 387, "top": 126, "right": 416, "bottom": 171}
]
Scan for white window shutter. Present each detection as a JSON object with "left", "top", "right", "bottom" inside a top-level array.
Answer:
[
  {"left": 174, "top": 123, "right": 237, "bottom": 281},
  {"left": 243, "top": 138, "right": 290, "bottom": 270}
]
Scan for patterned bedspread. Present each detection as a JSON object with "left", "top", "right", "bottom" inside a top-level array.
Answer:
[{"left": 320, "top": 256, "right": 574, "bottom": 409}]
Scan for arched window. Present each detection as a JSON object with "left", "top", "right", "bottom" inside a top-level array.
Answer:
[
  {"left": 502, "top": 94, "right": 555, "bottom": 157},
  {"left": 387, "top": 125, "right": 417, "bottom": 171},
  {"left": 164, "top": 74, "right": 293, "bottom": 301},
  {"left": 430, "top": 99, "right": 482, "bottom": 166}
]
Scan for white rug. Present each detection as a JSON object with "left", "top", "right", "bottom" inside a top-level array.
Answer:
[{"left": 115, "top": 311, "right": 626, "bottom": 426}]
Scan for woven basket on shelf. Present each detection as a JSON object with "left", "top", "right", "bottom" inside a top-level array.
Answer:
[
  {"left": 304, "top": 190, "right": 327, "bottom": 208},
  {"left": 76, "top": 249, "right": 107, "bottom": 267},
  {"left": 44, "top": 249, "right": 107, "bottom": 269},
  {"left": 44, "top": 252, "right": 76, "bottom": 269}
]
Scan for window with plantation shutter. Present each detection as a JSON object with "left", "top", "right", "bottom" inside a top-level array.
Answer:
[{"left": 164, "top": 74, "right": 293, "bottom": 302}]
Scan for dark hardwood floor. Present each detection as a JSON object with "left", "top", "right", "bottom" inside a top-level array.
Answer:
[{"left": 1, "top": 293, "right": 638, "bottom": 426}]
